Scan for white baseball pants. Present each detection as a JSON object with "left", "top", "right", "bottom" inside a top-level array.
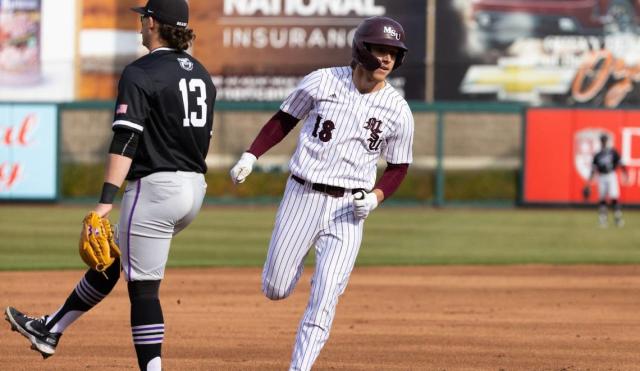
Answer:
[
  {"left": 119, "top": 171, "right": 206, "bottom": 281},
  {"left": 262, "top": 176, "right": 364, "bottom": 371},
  {"left": 598, "top": 172, "right": 620, "bottom": 200}
]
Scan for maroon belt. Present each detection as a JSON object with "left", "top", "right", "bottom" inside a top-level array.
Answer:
[{"left": 291, "top": 174, "right": 363, "bottom": 198}]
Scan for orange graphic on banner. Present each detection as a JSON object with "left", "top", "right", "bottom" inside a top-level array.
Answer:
[{"left": 572, "top": 50, "right": 640, "bottom": 107}]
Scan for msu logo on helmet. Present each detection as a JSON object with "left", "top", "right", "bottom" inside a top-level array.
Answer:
[{"left": 383, "top": 26, "right": 401, "bottom": 40}]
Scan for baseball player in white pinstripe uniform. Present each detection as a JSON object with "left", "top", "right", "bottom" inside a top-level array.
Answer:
[{"left": 230, "top": 16, "right": 414, "bottom": 371}]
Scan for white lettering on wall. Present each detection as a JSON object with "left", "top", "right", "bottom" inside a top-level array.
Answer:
[
  {"left": 223, "top": 27, "right": 356, "bottom": 48},
  {"left": 621, "top": 127, "right": 640, "bottom": 167},
  {"left": 224, "top": 0, "right": 281, "bottom": 16},
  {"left": 224, "top": 0, "right": 384, "bottom": 16}
]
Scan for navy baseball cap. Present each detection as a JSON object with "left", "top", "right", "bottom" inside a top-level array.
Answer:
[{"left": 131, "top": 0, "right": 189, "bottom": 28}]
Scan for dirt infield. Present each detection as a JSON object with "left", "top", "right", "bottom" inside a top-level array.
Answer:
[{"left": 1, "top": 266, "right": 640, "bottom": 370}]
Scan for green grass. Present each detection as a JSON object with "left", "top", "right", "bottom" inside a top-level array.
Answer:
[{"left": 1, "top": 204, "right": 639, "bottom": 271}]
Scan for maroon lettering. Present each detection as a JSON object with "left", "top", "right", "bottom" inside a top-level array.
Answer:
[
  {"left": 318, "top": 120, "right": 335, "bottom": 142},
  {"left": 312, "top": 115, "right": 335, "bottom": 142},
  {"left": 364, "top": 117, "right": 383, "bottom": 151},
  {"left": 312, "top": 115, "right": 321, "bottom": 137}
]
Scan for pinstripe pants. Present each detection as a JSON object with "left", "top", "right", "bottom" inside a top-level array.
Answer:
[{"left": 262, "top": 176, "right": 364, "bottom": 371}]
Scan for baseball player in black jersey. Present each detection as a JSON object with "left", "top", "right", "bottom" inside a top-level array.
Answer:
[
  {"left": 588, "top": 133, "right": 628, "bottom": 227},
  {"left": 4, "top": 1, "right": 216, "bottom": 370}
]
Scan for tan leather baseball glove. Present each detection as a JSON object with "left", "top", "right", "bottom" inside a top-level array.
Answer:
[{"left": 79, "top": 212, "right": 121, "bottom": 273}]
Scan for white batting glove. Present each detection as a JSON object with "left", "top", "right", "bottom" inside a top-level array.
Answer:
[
  {"left": 230, "top": 152, "right": 257, "bottom": 184},
  {"left": 353, "top": 191, "right": 378, "bottom": 219}
]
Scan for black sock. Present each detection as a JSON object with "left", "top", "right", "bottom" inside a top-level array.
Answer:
[
  {"left": 129, "top": 280, "right": 164, "bottom": 371},
  {"left": 45, "top": 258, "right": 120, "bottom": 332}
]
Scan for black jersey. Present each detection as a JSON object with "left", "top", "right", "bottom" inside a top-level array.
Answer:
[
  {"left": 592, "top": 147, "right": 622, "bottom": 174},
  {"left": 113, "top": 48, "right": 216, "bottom": 180}
]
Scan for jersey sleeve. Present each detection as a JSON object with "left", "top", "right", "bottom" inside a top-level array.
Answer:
[
  {"left": 613, "top": 149, "right": 622, "bottom": 167},
  {"left": 279, "top": 70, "right": 321, "bottom": 119},
  {"left": 112, "top": 65, "right": 151, "bottom": 134},
  {"left": 383, "top": 103, "right": 414, "bottom": 164}
]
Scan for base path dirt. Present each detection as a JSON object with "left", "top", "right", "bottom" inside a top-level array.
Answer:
[{"left": 1, "top": 266, "right": 639, "bottom": 370}]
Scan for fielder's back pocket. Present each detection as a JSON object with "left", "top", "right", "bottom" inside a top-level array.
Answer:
[{"left": 144, "top": 172, "right": 183, "bottom": 203}]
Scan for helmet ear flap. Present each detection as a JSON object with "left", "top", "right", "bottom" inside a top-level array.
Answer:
[
  {"left": 393, "top": 50, "right": 406, "bottom": 70},
  {"left": 352, "top": 40, "right": 382, "bottom": 71},
  {"left": 353, "top": 41, "right": 406, "bottom": 71}
]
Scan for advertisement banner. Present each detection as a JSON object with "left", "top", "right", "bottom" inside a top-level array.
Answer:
[
  {"left": 0, "top": 103, "right": 58, "bottom": 200},
  {"left": 79, "top": 0, "right": 426, "bottom": 101},
  {"left": 523, "top": 108, "right": 640, "bottom": 204},
  {"left": 436, "top": 0, "right": 640, "bottom": 108},
  {"left": 0, "top": 0, "right": 41, "bottom": 85},
  {"left": 0, "top": 0, "right": 76, "bottom": 101}
]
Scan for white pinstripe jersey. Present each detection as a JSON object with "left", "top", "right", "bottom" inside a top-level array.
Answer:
[{"left": 282, "top": 66, "right": 414, "bottom": 190}]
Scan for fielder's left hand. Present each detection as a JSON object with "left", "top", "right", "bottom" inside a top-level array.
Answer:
[
  {"left": 93, "top": 203, "right": 113, "bottom": 218},
  {"left": 353, "top": 191, "right": 378, "bottom": 219}
]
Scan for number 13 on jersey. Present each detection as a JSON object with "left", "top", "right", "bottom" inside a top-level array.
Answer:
[{"left": 179, "top": 78, "right": 207, "bottom": 127}]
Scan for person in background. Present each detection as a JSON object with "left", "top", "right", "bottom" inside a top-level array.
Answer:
[{"left": 588, "top": 133, "right": 628, "bottom": 227}]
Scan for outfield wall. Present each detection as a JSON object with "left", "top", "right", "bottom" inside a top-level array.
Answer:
[
  {"left": 523, "top": 108, "right": 640, "bottom": 206},
  {"left": 1, "top": 101, "right": 524, "bottom": 204},
  {"left": 59, "top": 101, "right": 523, "bottom": 170}
]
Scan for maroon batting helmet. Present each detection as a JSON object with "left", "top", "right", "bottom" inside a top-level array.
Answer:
[{"left": 352, "top": 16, "right": 408, "bottom": 71}]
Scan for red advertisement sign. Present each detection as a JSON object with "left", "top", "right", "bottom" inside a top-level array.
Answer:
[{"left": 524, "top": 108, "right": 640, "bottom": 204}]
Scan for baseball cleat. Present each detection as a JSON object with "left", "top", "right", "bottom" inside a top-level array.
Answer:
[
  {"left": 614, "top": 211, "right": 624, "bottom": 228},
  {"left": 4, "top": 306, "right": 61, "bottom": 359},
  {"left": 598, "top": 214, "right": 608, "bottom": 228}
]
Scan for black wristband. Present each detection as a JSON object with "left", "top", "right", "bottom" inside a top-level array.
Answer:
[{"left": 99, "top": 182, "right": 120, "bottom": 204}]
